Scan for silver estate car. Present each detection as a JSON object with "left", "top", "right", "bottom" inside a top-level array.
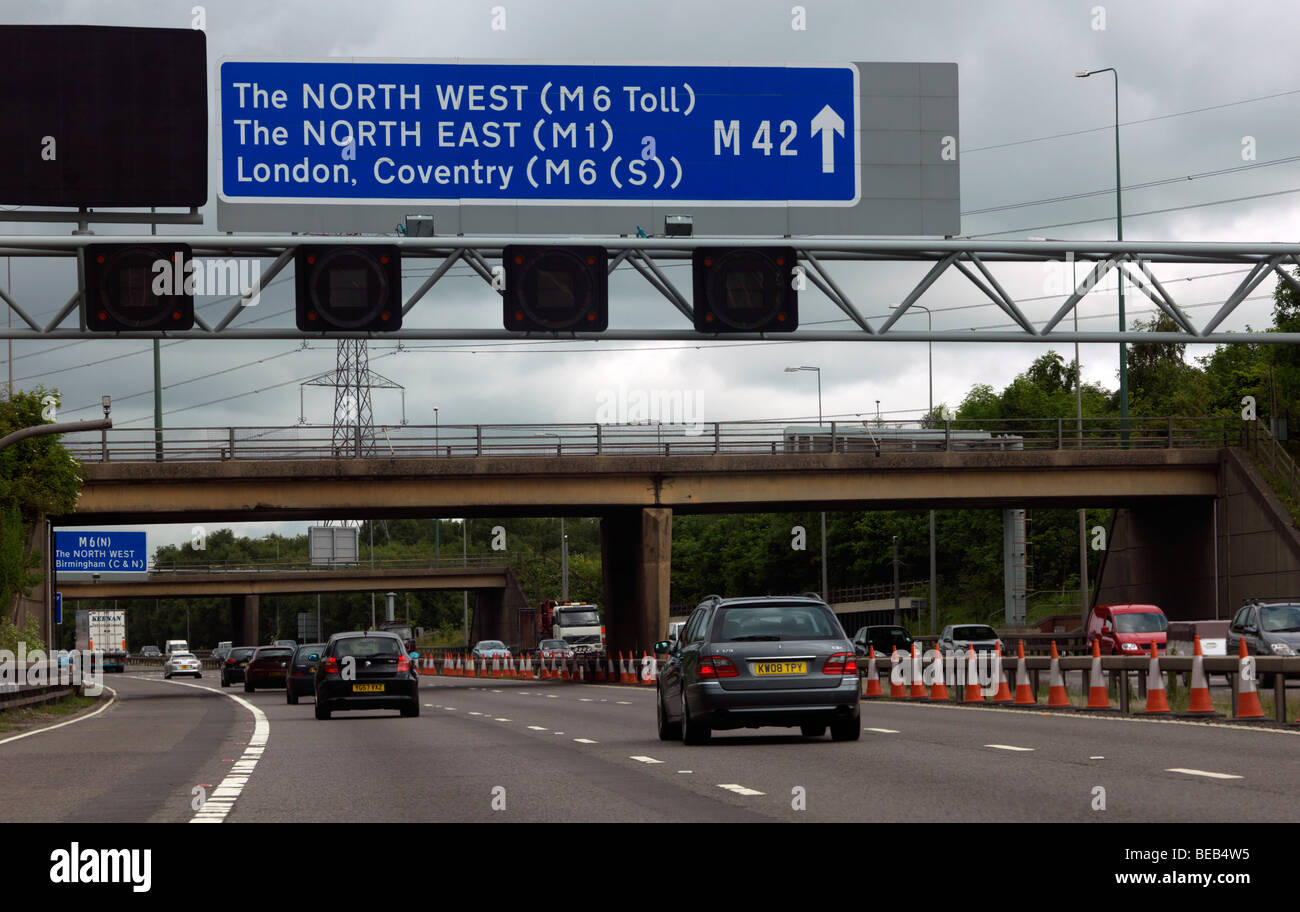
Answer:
[{"left": 655, "top": 595, "right": 862, "bottom": 744}]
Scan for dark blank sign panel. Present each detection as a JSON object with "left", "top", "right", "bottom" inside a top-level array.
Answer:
[{"left": 0, "top": 25, "right": 207, "bottom": 208}]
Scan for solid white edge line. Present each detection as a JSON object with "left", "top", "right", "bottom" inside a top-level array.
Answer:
[
  {"left": 131, "top": 675, "right": 270, "bottom": 824},
  {"left": 0, "top": 684, "right": 117, "bottom": 746}
]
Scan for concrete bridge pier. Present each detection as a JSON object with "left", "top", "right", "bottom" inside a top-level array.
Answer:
[
  {"left": 600, "top": 507, "right": 672, "bottom": 659},
  {"left": 232, "top": 594, "right": 259, "bottom": 646}
]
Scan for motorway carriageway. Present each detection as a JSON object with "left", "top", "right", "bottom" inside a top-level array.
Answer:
[{"left": 1, "top": 672, "right": 1297, "bottom": 823}]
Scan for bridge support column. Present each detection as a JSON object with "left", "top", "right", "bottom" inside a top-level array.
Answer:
[
  {"left": 232, "top": 594, "right": 259, "bottom": 645},
  {"left": 470, "top": 588, "right": 515, "bottom": 645},
  {"left": 600, "top": 507, "right": 672, "bottom": 659}
]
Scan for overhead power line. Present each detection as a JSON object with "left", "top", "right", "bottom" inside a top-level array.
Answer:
[{"left": 963, "top": 87, "right": 1300, "bottom": 154}]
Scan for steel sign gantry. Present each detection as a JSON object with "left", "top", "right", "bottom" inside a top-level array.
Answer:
[{"left": 0, "top": 235, "right": 1299, "bottom": 343}]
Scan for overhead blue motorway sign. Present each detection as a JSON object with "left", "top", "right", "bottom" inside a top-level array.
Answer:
[
  {"left": 54, "top": 531, "right": 147, "bottom": 574},
  {"left": 217, "top": 60, "right": 959, "bottom": 237}
]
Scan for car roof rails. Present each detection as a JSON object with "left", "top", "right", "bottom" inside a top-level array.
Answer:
[
  {"left": 701, "top": 594, "right": 724, "bottom": 605},
  {"left": 800, "top": 591, "right": 823, "bottom": 600}
]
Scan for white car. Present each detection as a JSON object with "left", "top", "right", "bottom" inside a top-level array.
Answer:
[{"left": 164, "top": 652, "right": 203, "bottom": 679}]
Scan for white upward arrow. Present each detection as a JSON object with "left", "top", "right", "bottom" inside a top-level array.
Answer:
[{"left": 810, "top": 104, "right": 845, "bottom": 174}]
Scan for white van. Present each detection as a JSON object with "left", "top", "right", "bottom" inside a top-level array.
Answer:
[{"left": 165, "top": 639, "right": 189, "bottom": 657}]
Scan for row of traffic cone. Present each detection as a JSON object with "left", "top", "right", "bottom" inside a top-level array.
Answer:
[{"left": 864, "top": 636, "right": 1270, "bottom": 721}]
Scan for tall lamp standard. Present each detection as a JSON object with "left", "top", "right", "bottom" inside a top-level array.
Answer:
[
  {"left": 889, "top": 303, "right": 937, "bottom": 635},
  {"left": 785, "top": 366, "right": 828, "bottom": 600},
  {"left": 1076, "top": 66, "right": 1128, "bottom": 443}
]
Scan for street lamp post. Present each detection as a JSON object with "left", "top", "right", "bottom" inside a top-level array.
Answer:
[
  {"left": 785, "top": 366, "right": 828, "bottom": 600},
  {"left": 1076, "top": 66, "right": 1128, "bottom": 443},
  {"left": 889, "top": 304, "right": 937, "bottom": 635}
]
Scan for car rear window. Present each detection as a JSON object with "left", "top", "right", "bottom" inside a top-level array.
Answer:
[
  {"left": 713, "top": 603, "right": 842, "bottom": 641},
  {"left": 256, "top": 648, "right": 293, "bottom": 659},
  {"left": 953, "top": 626, "right": 997, "bottom": 640},
  {"left": 333, "top": 637, "right": 402, "bottom": 658},
  {"left": 230, "top": 648, "right": 255, "bottom": 659}
]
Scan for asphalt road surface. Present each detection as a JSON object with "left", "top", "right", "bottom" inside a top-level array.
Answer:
[{"left": 2, "top": 671, "right": 1297, "bottom": 822}]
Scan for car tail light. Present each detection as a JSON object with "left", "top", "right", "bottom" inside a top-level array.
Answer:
[
  {"left": 224, "top": 658, "right": 235, "bottom": 665},
  {"left": 823, "top": 653, "right": 856, "bottom": 675},
  {"left": 397, "top": 655, "right": 410, "bottom": 673},
  {"left": 324, "top": 657, "right": 338, "bottom": 674},
  {"left": 698, "top": 656, "right": 738, "bottom": 678}
]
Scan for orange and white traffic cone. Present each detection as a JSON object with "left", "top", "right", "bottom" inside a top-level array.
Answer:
[
  {"left": 928, "top": 646, "right": 949, "bottom": 701},
  {"left": 1083, "top": 639, "right": 1111, "bottom": 710},
  {"left": 1234, "top": 638, "right": 1265, "bottom": 720},
  {"left": 1013, "top": 641, "right": 1036, "bottom": 705},
  {"left": 990, "top": 643, "right": 1013, "bottom": 703},
  {"left": 1047, "top": 641, "right": 1070, "bottom": 707},
  {"left": 1184, "top": 635, "right": 1218, "bottom": 716},
  {"left": 963, "top": 645, "right": 984, "bottom": 703},
  {"left": 621, "top": 652, "right": 636, "bottom": 685},
  {"left": 909, "top": 643, "right": 928, "bottom": 699},
  {"left": 889, "top": 647, "right": 906, "bottom": 699},
  {"left": 863, "top": 646, "right": 883, "bottom": 698},
  {"left": 593, "top": 656, "right": 606, "bottom": 683},
  {"left": 491, "top": 653, "right": 502, "bottom": 679},
  {"left": 519, "top": 652, "right": 533, "bottom": 680},
  {"left": 1144, "top": 642, "right": 1170, "bottom": 714}
]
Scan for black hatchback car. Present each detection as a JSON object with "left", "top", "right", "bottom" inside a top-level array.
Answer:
[
  {"left": 286, "top": 643, "right": 326, "bottom": 704},
  {"left": 313, "top": 631, "right": 420, "bottom": 720},
  {"left": 655, "top": 595, "right": 861, "bottom": 743},
  {"left": 219, "top": 646, "right": 256, "bottom": 687}
]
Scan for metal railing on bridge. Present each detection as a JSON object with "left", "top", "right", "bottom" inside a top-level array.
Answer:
[
  {"left": 146, "top": 553, "right": 515, "bottom": 573},
  {"left": 60, "top": 416, "right": 1243, "bottom": 463}
]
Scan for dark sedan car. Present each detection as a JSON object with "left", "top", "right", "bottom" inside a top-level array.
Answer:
[
  {"left": 852, "top": 625, "right": 914, "bottom": 657},
  {"left": 313, "top": 631, "right": 420, "bottom": 720},
  {"left": 244, "top": 646, "right": 293, "bottom": 692},
  {"left": 220, "top": 646, "right": 257, "bottom": 687},
  {"left": 655, "top": 595, "right": 861, "bottom": 744},
  {"left": 286, "top": 643, "right": 326, "bottom": 704}
]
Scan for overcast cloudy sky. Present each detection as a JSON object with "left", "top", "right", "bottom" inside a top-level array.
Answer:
[{"left": 5, "top": 0, "right": 1299, "bottom": 550}]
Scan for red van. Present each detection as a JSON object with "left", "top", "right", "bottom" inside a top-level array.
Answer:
[{"left": 1087, "top": 604, "right": 1168, "bottom": 654}]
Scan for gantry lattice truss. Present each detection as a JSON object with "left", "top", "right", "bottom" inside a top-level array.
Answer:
[{"left": 2, "top": 235, "right": 1299, "bottom": 343}]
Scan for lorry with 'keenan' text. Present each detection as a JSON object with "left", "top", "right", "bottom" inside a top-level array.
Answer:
[{"left": 75, "top": 608, "right": 127, "bottom": 673}]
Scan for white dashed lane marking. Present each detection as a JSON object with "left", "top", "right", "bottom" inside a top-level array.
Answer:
[
  {"left": 865, "top": 727, "right": 899, "bottom": 734},
  {"left": 1166, "top": 768, "right": 1243, "bottom": 780},
  {"left": 986, "top": 744, "right": 1035, "bottom": 752},
  {"left": 717, "top": 783, "right": 765, "bottom": 796},
  {"left": 630, "top": 755, "right": 664, "bottom": 764},
  {"left": 573, "top": 738, "right": 598, "bottom": 743},
  {"left": 527, "top": 725, "right": 548, "bottom": 731}
]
